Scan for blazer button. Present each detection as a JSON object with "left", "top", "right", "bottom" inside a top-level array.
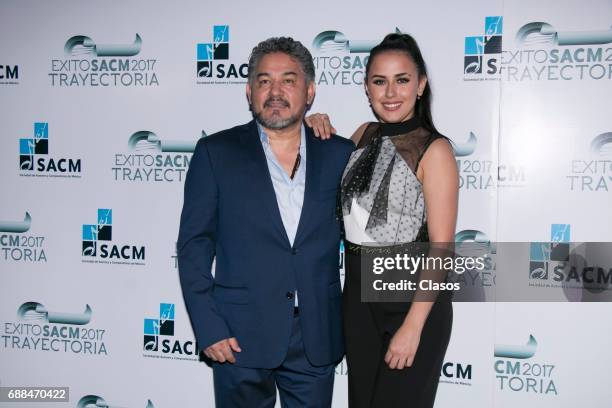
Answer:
[
  {"left": 286, "top": 292, "right": 294, "bottom": 300},
  {"left": 291, "top": 248, "right": 298, "bottom": 255}
]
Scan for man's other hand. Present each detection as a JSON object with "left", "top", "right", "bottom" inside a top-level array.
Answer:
[{"left": 204, "top": 337, "right": 242, "bottom": 363}]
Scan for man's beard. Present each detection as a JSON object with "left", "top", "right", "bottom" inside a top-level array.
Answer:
[{"left": 252, "top": 97, "right": 302, "bottom": 130}]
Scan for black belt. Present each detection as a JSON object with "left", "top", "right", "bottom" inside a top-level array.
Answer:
[{"left": 344, "top": 240, "right": 427, "bottom": 255}]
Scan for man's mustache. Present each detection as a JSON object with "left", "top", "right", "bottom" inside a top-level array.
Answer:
[{"left": 264, "top": 97, "right": 290, "bottom": 108}]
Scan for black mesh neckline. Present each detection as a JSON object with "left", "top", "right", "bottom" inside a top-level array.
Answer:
[{"left": 379, "top": 116, "right": 420, "bottom": 136}]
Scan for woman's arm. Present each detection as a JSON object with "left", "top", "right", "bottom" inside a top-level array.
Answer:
[{"left": 385, "top": 138, "right": 458, "bottom": 370}]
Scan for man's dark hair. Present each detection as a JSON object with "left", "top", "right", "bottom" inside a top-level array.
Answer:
[{"left": 248, "top": 37, "right": 315, "bottom": 84}]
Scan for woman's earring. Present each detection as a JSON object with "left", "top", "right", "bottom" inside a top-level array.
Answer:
[{"left": 417, "top": 94, "right": 421, "bottom": 101}]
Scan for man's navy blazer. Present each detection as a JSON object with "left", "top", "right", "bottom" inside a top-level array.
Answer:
[{"left": 177, "top": 120, "right": 354, "bottom": 368}]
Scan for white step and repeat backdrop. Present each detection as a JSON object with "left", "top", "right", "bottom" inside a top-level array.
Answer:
[{"left": 1, "top": 0, "right": 611, "bottom": 407}]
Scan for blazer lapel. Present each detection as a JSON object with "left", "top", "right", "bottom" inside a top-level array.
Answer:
[
  {"left": 294, "top": 125, "right": 321, "bottom": 247},
  {"left": 240, "top": 120, "right": 291, "bottom": 247}
]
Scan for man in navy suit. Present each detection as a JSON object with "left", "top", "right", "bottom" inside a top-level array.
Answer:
[{"left": 178, "top": 37, "right": 353, "bottom": 407}]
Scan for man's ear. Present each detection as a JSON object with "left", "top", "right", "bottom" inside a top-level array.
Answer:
[
  {"left": 246, "top": 82, "right": 252, "bottom": 105},
  {"left": 307, "top": 80, "right": 315, "bottom": 106}
]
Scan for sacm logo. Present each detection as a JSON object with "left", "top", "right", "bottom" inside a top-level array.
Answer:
[
  {"left": 197, "top": 25, "right": 248, "bottom": 83},
  {"left": 81, "top": 209, "right": 145, "bottom": 264},
  {"left": 529, "top": 224, "right": 570, "bottom": 281},
  {"left": 464, "top": 16, "right": 503, "bottom": 77},
  {"left": 0, "top": 64, "right": 19, "bottom": 84},
  {"left": 530, "top": 225, "right": 612, "bottom": 293},
  {"left": 19, "top": 123, "right": 81, "bottom": 176},
  {"left": 143, "top": 303, "right": 199, "bottom": 360},
  {"left": 440, "top": 361, "right": 473, "bottom": 386}
]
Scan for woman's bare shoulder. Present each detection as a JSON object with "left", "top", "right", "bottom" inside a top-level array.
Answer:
[{"left": 350, "top": 122, "right": 371, "bottom": 146}]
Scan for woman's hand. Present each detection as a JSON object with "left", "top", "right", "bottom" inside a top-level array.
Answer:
[
  {"left": 384, "top": 321, "right": 423, "bottom": 369},
  {"left": 304, "top": 113, "right": 336, "bottom": 139}
]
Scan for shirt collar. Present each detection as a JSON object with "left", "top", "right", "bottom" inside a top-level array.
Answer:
[{"left": 257, "top": 121, "right": 306, "bottom": 150}]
